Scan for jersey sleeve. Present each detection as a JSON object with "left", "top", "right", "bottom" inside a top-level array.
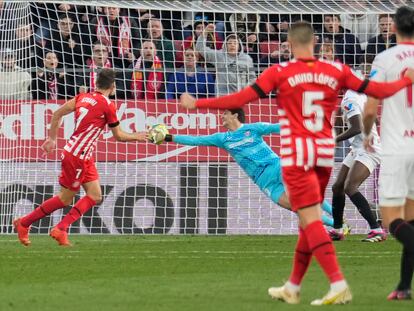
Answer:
[
  {"left": 105, "top": 102, "right": 120, "bottom": 127},
  {"left": 251, "top": 122, "right": 281, "bottom": 135},
  {"left": 173, "top": 133, "right": 224, "bottom": 147},
  {"left": 342, "top": 64, "right": 411, "bottom": 99},
  {"left": 252, "top": 65, "right": 281, "bottom": 96},
  {"left": 341, "top": 92, "right": 361, "bottom": 120},
  {"left": 195, "top": 65, "right": 280, "bottom": 109}
]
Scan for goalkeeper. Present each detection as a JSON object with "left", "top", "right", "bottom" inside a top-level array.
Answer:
[{"left": 152, "top": 109, "right": 335, "bottom": 226}]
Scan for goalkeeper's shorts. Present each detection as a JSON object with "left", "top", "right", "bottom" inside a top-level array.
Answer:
[{"left": 256, "top": 163, "right": 285, "bottom": 205}]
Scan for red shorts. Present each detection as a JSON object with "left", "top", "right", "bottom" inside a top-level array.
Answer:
[
  {"left": 58, "top": 151, "right": 99, "bottom": 192},
  {"left": 282, "top": 166, "right": 332, "bottom": 212}
]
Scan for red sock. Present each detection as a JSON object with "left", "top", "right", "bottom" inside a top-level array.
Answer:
[
  {"left": 305, "top": 220, "right": 344, "bottom": 283},
  {"left": 289, "top": 227, "right": 312, "bottom": 285},
  {"left": 57, "top": 196, "right": 96, "bottom": 231},
  {"left": 20, "top": 196, "right": 66, "bottom": 227}
]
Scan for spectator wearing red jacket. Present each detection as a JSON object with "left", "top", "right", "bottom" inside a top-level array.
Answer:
[{"left": 126, "top": 40, "right": 164, "bottom": 100}]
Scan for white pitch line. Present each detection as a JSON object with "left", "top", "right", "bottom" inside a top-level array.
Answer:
[{"left": 0, "top": 254, "right": 398, "bottom": 260}]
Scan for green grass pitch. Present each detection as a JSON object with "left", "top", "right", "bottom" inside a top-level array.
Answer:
[{"left": 0, "top": 235, "right": 412, "bottom": 311}]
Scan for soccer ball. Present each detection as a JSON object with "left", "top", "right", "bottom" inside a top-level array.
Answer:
[{"left": 149, "top": 124, "right": 169, "bottom": 145}]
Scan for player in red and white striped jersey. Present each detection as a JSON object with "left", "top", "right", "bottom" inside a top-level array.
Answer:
[
  {"left": 180, "top": 21, "right": 414, "bottom": 305},
  {"left": 14, "top": 69, "right": 148, "bottom": 247}
]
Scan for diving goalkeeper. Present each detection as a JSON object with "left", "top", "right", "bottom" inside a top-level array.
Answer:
[{"left": 153, "top": 108, "right": 335, "bottom": 226}]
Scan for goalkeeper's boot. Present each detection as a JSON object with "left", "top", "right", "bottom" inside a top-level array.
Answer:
[
  {"left": 268, "top": 285, "right": 300, "bottom": 304},
  {"left": 13, "top": 218, "right": 31, "bottom": 246},
  {"left": 310, "top": 286, "right": 352, "bottom": 305},
  {"left": 50, "top": 227, "right": 71, "bottom": 246},
  {"left": 361, "top": 229, "right": 387, "bottom": 242},
  {"left": 387, "top": 289, "right": 412, "bottom": 300}
]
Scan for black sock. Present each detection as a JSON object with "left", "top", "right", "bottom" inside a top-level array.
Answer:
[
  {"left": 349, "top": 192, "right": 379, "bottom": 229},
  {"left": 390, "top": 219, "right": 414, "bottom": 291},
  {"left": 332, "top": 193, "right": 345, "bottom": 229}
]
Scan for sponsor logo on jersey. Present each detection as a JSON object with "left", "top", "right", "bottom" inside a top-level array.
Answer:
[
  {"left": 369, "top": 69, "right": 378, "bottom": 78},
  {"left": 344, "top": 102, "right": 353, "bottom": 111}
]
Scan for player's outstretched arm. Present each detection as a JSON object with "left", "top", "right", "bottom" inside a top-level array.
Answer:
[
  {"left": 42, "top": 98, "right": 76, "bottom": 154},
  {"left": 253, "top": 122, "right": 281, "bottom": 135},
  {"left": 180, "top": 66, "right": 279, "bottom": 110},
  {"left": 343, "top": 65, "right": 414, "bottom": 99},
  {"left": 362, "top": 97, "right": 379, "bottom": 152},
  {"left": 165, "top": 133, "right": 223, "bottom": 147},
  {"left": 110, "top": 125, "right": 148, "bottom": 142}
]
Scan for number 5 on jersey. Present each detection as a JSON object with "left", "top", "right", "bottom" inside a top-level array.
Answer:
[{"left": 303, "top": 91, "right": 324, "bottom": 132}]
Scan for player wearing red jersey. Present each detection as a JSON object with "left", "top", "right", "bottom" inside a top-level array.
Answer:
[
  {"left": 13, "top": 69, "right": 148, "bottom": 246},
  {"left": 180, "top": 22, "right": 414, "bottom": 305}
]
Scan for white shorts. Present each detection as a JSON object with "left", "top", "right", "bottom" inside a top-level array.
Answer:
[
  {"left": 343, "top": 149, "right": 380, "bottom": 173},
  {"left": 379, "top": 155, "right": 414, "bottom": 207}
]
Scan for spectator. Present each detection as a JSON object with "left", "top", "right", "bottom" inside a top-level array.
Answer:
[
  {"left": 13, "top": 22, "right": 37, "bottom": 70},
  {"left": 166, "top": 48, "right": 215, "bottom": 100},
  {"left": 145, "top": 18, "right": 175, "bottom": 68},
  {"left": 181, "top": 16, "right": 223, "bottom": 68},
  {"left": 126, "top": 40, "right": 164, "bottom": 100},
  {"left": 340, "top": 13, "right": 378, "bottom": 50},
  {"left": 196, "top": 24, "right": 255, "bottom": 96},
  {"left": 0, "top": 49, "right": 31, "bottom": 100},
  {"left": 316, "top": 39, "right": 337, "bottom": 62},
  {"left": 366, "top": 14, "right": 396, "bottom": 58},
  {"left": 90, "top": 6, "right": 140, "bottom": 68},
  {"left": 46, "top": 14, "right": 84, "bottom": 68},
  {"left": 78, "top": 42, "right": 112, "bottom": 93},
  {"left": 184, "top": 16, "right": 223, "bottom": 51},
  {"left": 32, "top": 51, "right": 76, "bottom": 100},
  {"left": 227, "top": 13, "right": 261, "bottom": 63},
  {"left": 259, "top": 40, "right": 291, "bottom": 66},
  {"left": 320, "top": 14, "right": 362, "bottom": 66}
]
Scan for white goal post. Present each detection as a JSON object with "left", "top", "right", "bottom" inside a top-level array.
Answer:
[{"left": 0, "top": 0, "right": 400, "bottom": 234}]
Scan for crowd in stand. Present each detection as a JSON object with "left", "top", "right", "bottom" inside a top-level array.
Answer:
[{"left": 0, "top": 1, "right": 400, "bottom": 101}]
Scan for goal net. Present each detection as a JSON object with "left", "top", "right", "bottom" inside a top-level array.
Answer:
[{"left": 0, "top": 0, "right": 399, "bottom": 234}]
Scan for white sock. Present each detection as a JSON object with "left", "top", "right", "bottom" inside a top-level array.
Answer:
[
  {"left": 285, "top": 281, "right": 301, "bottom": 293},
  {"left": 330, "top": 280, "right": 348, "bottom": 292},
  {"left": 372, "top": 227, "right": 383, "bottom": 232}
]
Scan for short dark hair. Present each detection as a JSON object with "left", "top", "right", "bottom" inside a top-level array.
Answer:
[
  {"left": 96, "top": 68, "right": 116, "bottom": 90},
  {"left": 324, "top": 14, "right": 340, "bottom": 21},
  {"left": 379, "top": 14, "right": 394, "bottom": 21},
  {"left": 229, "top": 108, "right": 245, "bottom": 123},
  {"left": 395, "top": 6, "right": 414, "bottom": 37},
  {"left": 288, "top": 21, "right": 314, "bottom": 44}
]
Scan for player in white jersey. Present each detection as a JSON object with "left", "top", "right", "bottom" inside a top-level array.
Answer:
[
  {"left": 329, "top": 89, "right": 385, "bottom": 242},
  {"left": 364, "top": 6, "right": 414, "bottom": 300}
]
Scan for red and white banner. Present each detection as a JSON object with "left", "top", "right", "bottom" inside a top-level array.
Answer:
[{"left": 0, "top": 99, "right": 280, "bottom": 162}]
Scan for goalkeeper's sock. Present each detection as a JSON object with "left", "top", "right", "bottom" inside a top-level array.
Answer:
[
  {"left": 288, "top": 227, "right": 312, "bottom": 287},
  {"left": 321, "top": 200, "right": 333, "bottom": 215},
  {"left": 57, "top": 196, "right": 96, "bottom": 231},
  {"left": 305, "top": 220, "right": 344, "bottom": 283},
  {"left": 20, "top": 196, "right": 66, "bottom": 228},
  {"left": 322, "top": 214, "right": 334, "bottom": 227},
  {"left": 332, "top": 193, "right": 345, "bottom": 229},
  {"left": 390, "top": 219, "right": 414, "bottom": 291}
]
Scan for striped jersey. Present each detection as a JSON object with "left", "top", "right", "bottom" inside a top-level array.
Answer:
[
  {"left": 63, "top": 91, "right": 119, "bottom": 160},
  {"left": 254, "top": 58, "right": 373, "bottom": 169}
]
